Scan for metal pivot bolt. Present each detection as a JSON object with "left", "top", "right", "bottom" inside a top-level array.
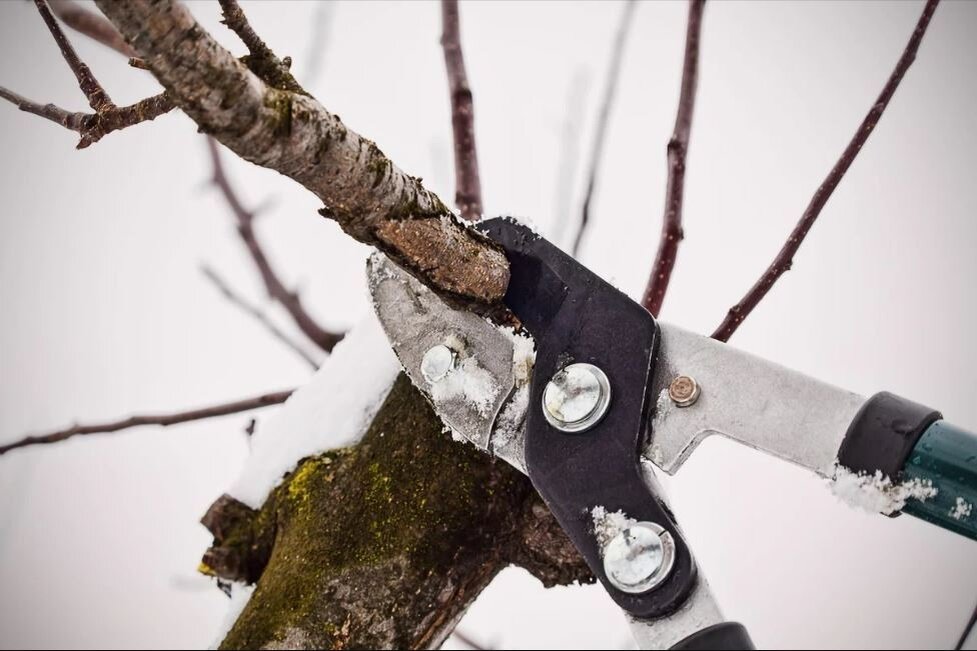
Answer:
[
  {"left": 542, "top": 363, "right": 611, "bottom": 433},
  {"left": 421, "top": 344, "right": 456, "bottom": 383},
  {"left": 602, "top": 521, "right": 676, "bottom": 594},
  {"left": 668, "top": 375, "right": 700, "bottom": 407}
]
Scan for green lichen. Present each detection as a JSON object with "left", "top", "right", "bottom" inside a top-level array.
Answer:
[
  {"left": 264, "top": 89, "right": 293, "bottom": 138},
  {"left": 219, "top": 374, "right": 529, "bottom": 649}
]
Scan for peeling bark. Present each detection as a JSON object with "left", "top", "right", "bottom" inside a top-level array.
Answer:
[{"left": 94, "top": 0, "right": 509, "bottom": 308}]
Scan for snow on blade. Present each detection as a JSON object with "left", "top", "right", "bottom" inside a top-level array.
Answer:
[
  {"left": 228, "top": 311, "right": 400, "bottom": 508},
  {"left": 428, "top": 353, "right": 499, "bottom": 417},
  {"left": 950, "top": 497, "right": 973, "bottom": 521},
  {"left": 829, "top": 462, "right": 938, "bottom": 515},
  {"left": 591, "top": 505, "right": 638, "bottom": 550}
]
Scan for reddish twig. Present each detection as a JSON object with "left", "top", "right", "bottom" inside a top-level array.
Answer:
[
  {"left": 201, "top": 266, "right": 320, "bottom": 370},
  {"left": 642, "top": 0, "right": 705, "bottom": 317},
  {"left": 572, "top": 0, "right": 637, "bottom": 256},
  {"left": 0, "top": 86, "right": 172, "bottom": 148},
  {"left": 205, "top": 138, "right": 343, "bottom": 353},
  {"left": 34, "top": 0, "right": 112, "bottom": 112},
  {"left": 711, "top": 0, "right": 940, "bottom": 342},
  {"left": 0, "top": 1, "right": 174, "bottom": 147},
  {"left": 440, "top": 0, "right": 482, "bottom": 221},
  {"left": 0, "top": 389, "right": 294, "bottom": 456},
  {"left": 48, "top": 0, "right": 136, "bottom": 57}
]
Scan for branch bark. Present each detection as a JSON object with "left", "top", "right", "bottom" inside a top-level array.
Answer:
[
  {"left": 711, "top": 0, "right": 939, "bottom": 342},
  {"left": 94, "top": 0, "right": 509, "bottom": 309},
  {"left": 572, "top": 0, "right": 636, "bottom": 257},
  {"left": 0, "top": 389, "right": 293, "bottom": 456},
  {"left": 641, "top": 0, "right": 704, "bottom": 317},
  {"left": 441, "top": 0, "right": 483, "bottom": 221}
]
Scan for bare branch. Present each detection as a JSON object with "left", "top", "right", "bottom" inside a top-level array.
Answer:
[
  {"left": 1, "top": 1, "right": 174, "bottom": 147},
  {"left": 0, "top": 389, "right": 294, "bottom": 456},
  {"left": 205, "top": 137, "right": 344, "bottom": 353},
  {"left": 572, "top": 0, "right": 637, "bottom": 257},
  {"left": 0, "top": 85, "right": 173, "bottom": 149},
  {"left": 217, "top": 0, "right": 304, "bottom": 95},
  {"left": 440, "top": 0, "right": 483, "bottom": 221},
  {"left": 95, "top": 0, "right": 509, "bottom": 308},
  {"left": 711, "top": 0, "right": 940, "bottom": 342},
  {"left": 34, "top": 0, "right": 112, "bottom": 112},
  {"left": 201, "top": 265, "right": 320, "bottom": 370},
  {"left": 48, "top": 0, "right": 136, "bottom": 57},
  {"left": 642, "top": 0, "right": 705, "bottom": 317}
]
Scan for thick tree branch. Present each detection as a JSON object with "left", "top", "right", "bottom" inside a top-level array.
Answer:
[
  {"left": 711, "top": 0, "right": 939, "bottom": 342},
  {"left": 642, "top": 0, "right": 704, "bottom": 317},
  {"left": 0, "top": 389, "right": 294, "bottom": 456},
  {"left": 48, "top": 0, "right": 136, "bottom": 57},
  {"left": 205, "top": 137, "right": 343, "bottom": 352},
  {"left": 94, "top": 0, "right": 509, "bottom": 308},
  {"left": 441, "top": 0, "right": 483, "bottom": 221},
  {"left": 572, "top": 0, "right": 636, "bottom": 257},
  {"left": 201, "top": 265, "right": 320, "bottom": 369}
]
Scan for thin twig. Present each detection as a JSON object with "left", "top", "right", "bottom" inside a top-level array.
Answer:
[
  {"left": 48, "top": 0, "right": 136, "bottom": 57},
  {"left": 0, "top": 85, "right": 173, "bottom": 149},
  {"left": 1, "top": 1, "right": 173, "bottom": 147},
  {"left": 711, "top": 0, "right": 940, "bottom": 342},
  {"left": 549, "top": 69, "right": 590, "bottom": 253},
  {"left": 217, "top": 0, "right": 304, "bottom": 94},
  {"left": 572, "top": 0, "right": 637, "bottom": 257},
  {"left": 642, "top": 0, "right": 705, "bottom": 317},
  {"left": 205, "top": 138, "right": 343, "bottom": 353},
  {"left": 955, "top": 598, "right": 977, "bottom": 650},
  {"left": 202, "top": 265, "right": 320, "bottom": 370},
  {"left": 440, "top": 0, "right": 482, "bottom": 221},
  {"left": 451, "top": 629, "right": 489, "bottom": 650},
  {"left": 0, "top": 389, "right": 294, "bottom": 456},
  {"left": 302, "top": 1, "right": 335, "bottom": 87},
  {"left": 34, "top": 0, "right": 112, "bottom": 112}
]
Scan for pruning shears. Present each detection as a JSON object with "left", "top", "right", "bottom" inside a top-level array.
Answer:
[{"left": 368, "top": 217, "right": 977, "bottom": 650}]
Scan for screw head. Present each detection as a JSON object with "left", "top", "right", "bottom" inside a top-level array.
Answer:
[
  {"left": 421, "top": 344, "right": 456, "bottom": 383},
  {"left": 668, "top": 375, "right": 700, "bottom": 407},
  {"left": 542, "top": 363, "right": 611, "bottom": 433},
  {"left": 602, "top": 521, "right": 675, "bottom": 594}
]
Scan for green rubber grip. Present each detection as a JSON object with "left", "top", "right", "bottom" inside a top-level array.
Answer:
[{"left": 902, "top": 420, "right": 977, "bottom": 541}]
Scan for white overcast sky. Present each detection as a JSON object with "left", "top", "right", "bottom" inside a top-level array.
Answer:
[{"left": 1, "top": 1, "right": 976, "bottom": 649}]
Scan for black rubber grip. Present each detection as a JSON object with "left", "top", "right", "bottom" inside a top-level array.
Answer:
[
  {"left": 837, "top": 391, "right": 941, "bottom": 479},
  {"left": 670, "top": 622, "right": 755, "bottom": 650}
]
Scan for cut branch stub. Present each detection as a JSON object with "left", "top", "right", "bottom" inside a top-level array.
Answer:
[{"left": 95, "top": 0, "right": 509, "bottom": 308}]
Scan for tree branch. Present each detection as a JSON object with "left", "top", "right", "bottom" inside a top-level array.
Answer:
[
  {"left": 0, "top": 389, "right": 294, "bottom": 456},
  {"left": 205, "top": 137, "right": 343, "bottom": 353},
  {"left": 711, "top": 0, "right": 940, "bottom": 342},
  {"left": 0, "top": 1, "right": 174, "bottom": 148},
  {"left": 641, "top": 0, "right": 704, "bottom": 317},
  {"left": 201, "top": 265, "right": 320, "bottom": 370},
  {"left": 48, "top": 0, "right": 136, "bottom": 58},
  {"left": 571, "top": 0, "right": 636, "bottom": 257},
  {"left": 94, "top": 0, "right": 508, "bottom": 309},
  {"left": 441, "top": 0, "right": 483, "bottom": 221}
]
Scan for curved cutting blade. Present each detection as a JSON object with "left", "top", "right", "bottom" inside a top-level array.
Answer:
[{"left": 367, "top": 253, "right": 530, "bottom": 470}]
